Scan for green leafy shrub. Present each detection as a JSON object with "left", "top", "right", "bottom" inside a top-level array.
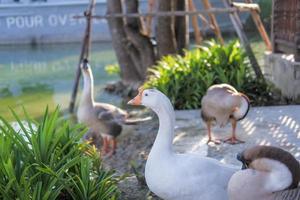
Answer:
[
  {"left": 0, "top": 108, "right": 119, "bottom": 200},
  {"left": 105, "top": 64, "right": 121, "bottom": 76},
  {"left": 144, "top": 40, "right": 274, "bottom": 109}
]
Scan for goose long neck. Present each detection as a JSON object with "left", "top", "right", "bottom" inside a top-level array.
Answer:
[
  {"left": 151, "top": 102, "right": 175, "bottom": 155},
  {"left": 81, "top": 71, "right": 94, "bottom": 105}
]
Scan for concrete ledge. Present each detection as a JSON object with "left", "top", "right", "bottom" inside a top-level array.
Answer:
[{"left": 264, "top": 52, "right": 300, "bottom": 101}]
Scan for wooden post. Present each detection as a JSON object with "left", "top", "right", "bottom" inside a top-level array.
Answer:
[
  {"left": 244, "top": 0, "right": 272, "bottom": 51},
  {"left": 145, "top": 0, "right": 156, "bottom": 36},
  {"left": 198, "top": 13, "right": 211, "bottom": 29},
  {"left": 271, "top": 0, "right": 275, "bottom": 52},
  {"left": 69, "top": 0, "right": 95, "bottom": 113},
  {"left": 175, "top": 0, "right": 190, "bottom": 55},
  {"left": 188, "top": 0, "right": 202, "bottom": 44},
  {"left": 74, "top": 7, "right": 261, "bottom": 20},
  {"left": 221, "top": 0, "right": 264, "bottom": 79},
  {"left": 201, "top": 0, "right": 224, "bottom": 44}
]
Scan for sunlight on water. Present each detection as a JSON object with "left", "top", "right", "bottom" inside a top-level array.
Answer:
[{"left": 0, "top": 42, "right": 119, "bottom": 121}]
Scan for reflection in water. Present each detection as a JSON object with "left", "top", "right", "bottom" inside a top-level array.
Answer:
[
  {"left": 0, "top": 87, "right": 13, "bottom": 98},
  {"left": 0, "top": 42, "right": 119, "bottom": 121},
  {"left": 21, "top": 83, "right": 54, "bottom": 94}
]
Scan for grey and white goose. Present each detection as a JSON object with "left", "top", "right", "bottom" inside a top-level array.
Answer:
[
  {"left": 228, "top": 145, "right": 300, "bottom": 200},
  {"left": 77, "top": 59, "right": 128, "bottom": 155},
  {"left": 201, "top": 83, "right": 250, "bottom": 144}
]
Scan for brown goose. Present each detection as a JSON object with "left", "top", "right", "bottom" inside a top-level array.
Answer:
[
  {"left": 228, "top": 145, "right": 300, "bottom": 200},
  {"left": 201, "top": 83, "right": 250, "bottom": 144},
  {"left": 77, "top": 59, "right": 128, "bottom": 155}
]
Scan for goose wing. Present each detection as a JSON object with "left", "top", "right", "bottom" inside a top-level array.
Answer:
[
  {"left": 94, "top": 103, "right": 128, "bottom": 123},
  {"left": 201, "top": 85, "right": 241, "bottom": 125}
]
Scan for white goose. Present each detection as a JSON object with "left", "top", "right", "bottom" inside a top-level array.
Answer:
[
  {"left": 128, "top": 88, "right": 238, "bottom": 200},
  {"left": 228, "top": 145, "right": 300, "bottom": 200}
]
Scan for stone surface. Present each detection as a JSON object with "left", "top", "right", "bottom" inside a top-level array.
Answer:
[{"left": 174, "top": 106, "right": 300, "bottom": 166}]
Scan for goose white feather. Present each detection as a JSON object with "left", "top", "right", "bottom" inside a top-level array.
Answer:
[{"left": 129, "top": 89, "right": 238, "bottom": 200}]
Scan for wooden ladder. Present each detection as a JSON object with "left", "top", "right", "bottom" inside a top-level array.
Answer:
[{"left": 221, "top": 0, "right": 266, "bottom": 79}]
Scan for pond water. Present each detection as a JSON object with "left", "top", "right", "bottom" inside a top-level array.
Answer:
[{"left": 0, "top": 42, "right": 119, "bottom": 121}]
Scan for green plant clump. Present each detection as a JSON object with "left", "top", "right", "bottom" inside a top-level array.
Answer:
[
  {"left": 0, "top": 108, "right": 119, "bottom": 200},
  {"left": 105, "top": 64, "right": 121, "bottom": 76},
  {"left": 144, "top": 40, "right": 273, "bottom": 109}
]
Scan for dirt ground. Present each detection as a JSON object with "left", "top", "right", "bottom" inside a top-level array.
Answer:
[{"left": 103, "top": 109, "right": 160, "bottom": 200}]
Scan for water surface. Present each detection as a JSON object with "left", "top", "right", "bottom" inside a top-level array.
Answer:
[{"left": 0, "top": 42, "right": 119, "bottom": 121}]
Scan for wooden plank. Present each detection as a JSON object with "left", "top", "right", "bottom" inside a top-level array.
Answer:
[
  {"left": 271, "top": 0, "right": 276, "bottom": 53},
  {"left": 201, "top": 0, "right": 224, "bottom": 44},
  {"left": 73, "top": 7, "right": 255, "bottom": 19},
  {"left": 275, "top": 39, "right": 299, "bottom": 49},
  {"left": 221, "top": 0, "right": 263, "bottom": 79},
  {"left": 275, "top": 39, "right": 300, "bottom": 61},
  {"left": 188, "top": 0, "right": 202, "bottom": 44},
  {"left": 198, "top": 14, "right": 212, "bottom": 29},
  {"left": 296, "top": 0, "right": 300, "bottom": 61},
  {"left": 69, "top": 0, "right": 95, "bottom": 113},
  {"left": 244, "top": 0, "right": 272, "bottom": 51},
  {"left": 232, "top": 2, "right": 260, "bottom": 12}
]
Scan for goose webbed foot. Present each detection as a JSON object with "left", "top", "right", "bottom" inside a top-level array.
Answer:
[
  {"left": 206, "top": 138, "right": 222, "bottom": 145},
  {"left": 101, "top": 136, "right": 110, "bottom": 155},
  {"left": 206, "top": 121, "right": 221, "bottom": 145},
  {"left": 223, "top": 136, "right": 245, "bottom": 145},
  {"left": 101, "top": 137, "right": 117, "bottom": 157},
  {"left": 104, "top": 149, "right": 116, "bottom": 158}
]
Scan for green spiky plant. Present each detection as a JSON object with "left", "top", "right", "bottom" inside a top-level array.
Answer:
[
  {"left": 0, "top": 107, "right": 119, "bottom": 200},
  {"left": 144, "top": 40, "right": 274, "bottom": 109}
]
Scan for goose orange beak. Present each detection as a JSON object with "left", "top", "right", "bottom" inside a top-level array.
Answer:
[{"left": 128, "top": 87, "right": 144, "bottom": 105}]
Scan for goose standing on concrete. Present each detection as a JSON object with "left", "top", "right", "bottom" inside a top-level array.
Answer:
[
  {"left": 128, "top": 88, "right": 238, "bottom": 200},
  {"left": 77, "top": 59, "right": 128, "bottom": 155},
  {"left": 228, "top": 145, "right": 300, "bottom": 200},
  {"left": 201, "top": 83, "right": 250, "bottom": 144}
]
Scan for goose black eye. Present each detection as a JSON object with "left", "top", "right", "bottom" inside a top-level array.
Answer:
[{"left": 145, "top": 93, "right": 148, "bottom": 96}]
